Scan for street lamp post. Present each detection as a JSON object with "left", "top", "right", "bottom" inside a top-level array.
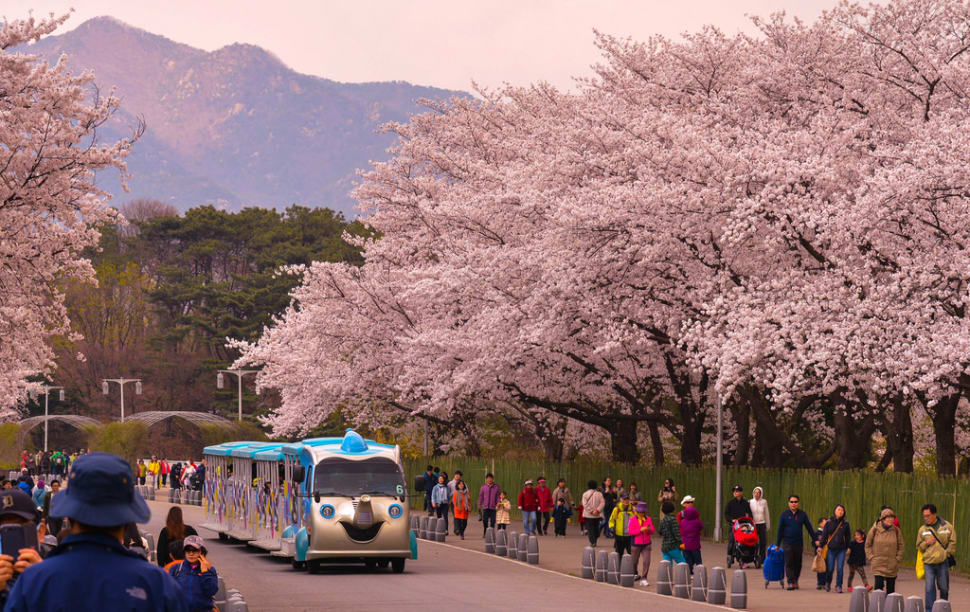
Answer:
[
  {"left": 30, "top": 386, "right": 64, "bottom": 452},
  {"left": 217, "top": 369, "right": 258, "bottom": 422},
  {"left": 714, "top": 393, "right": 724, "bottom": 543},
  {"left": 102, "top": 378, "right": 142, "bottom": 422}
]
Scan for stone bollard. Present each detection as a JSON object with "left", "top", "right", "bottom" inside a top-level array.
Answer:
[
  {"left": 871, "top": 590, "right": 887, "bottom": 612},
  {"left": 484, "top": 527, "right": 495, "bottom": 554},
  {"left": 435, "top": 518, "right": 446, "bottom": 542},
  {"left": 527, "top": 535, "right": 539, "bottom": 564},
  {"left": 508, "top": 531, "right": 519, "bottom": 559},
  {"left": 418, "top": 516, "right": 427, "bottom": 539},
  {"left": 607, "top": 551, "right": 620, "bottom": 584},
  {"left": 673, "top": 562, "right": 690, "bottom": 598},
  {"left": 691, "top": 564, "right": 708, "bottom": 602},
  {"left": 595, "top": 549, "right": 608, "bottom": 582},
  {"left": 730, "top": 569, "right": 747, "bottom": 609},
  {"left": 167, "top": 489, "right": 174, "bottom": 503},
  {"left": 149, "top": 487, "right": 155, "bottom": 501},
  {"left": 656, "top": 559, "right": 673, "bottom": 595},
  {"left": 885, "top": 593, "right": 905, "bottom": 612},
  {"left": 931, "top": 601, "right": 952, "bottom": 612},
  {"left": 517, "top": 533, "right": 528, "bottom": 562},
  {"left": 495, "top": 529, "right": 508, "bottom": 557},
  {"left": 904, "top": 597, "right": 925, "bottom": 612},
  {"left": 708, "top": 566, "right": 727, "bottom": 605},
  {"left": 848, "top": 584, "right": 869, "bottom": 612},
  {"left": 581, "top": 546, "right": 595, "bottom": 579},
  {"left": 619, "top": 553, "right": 635, "bottom": 587}
]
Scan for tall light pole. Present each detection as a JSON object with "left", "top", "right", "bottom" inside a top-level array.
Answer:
[
  {"left": 217, "top": 369, "right": 258, "bottom": 422},
  {"left": 102, "top": 378, "right": 142, "bottom": 422},
  {"left": 714, "top": 393, "right": 724, "bottom": 542},
  {"left": 30, "top": 386, "right": 64, "bottom": 452}
]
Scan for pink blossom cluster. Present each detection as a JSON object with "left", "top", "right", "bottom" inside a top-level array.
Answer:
[
  {"left": 239, "top": 0, "right": 970, "bottom": 470},
  {"left": 0, "top": 14, "right": 133, "bottom": 415}
]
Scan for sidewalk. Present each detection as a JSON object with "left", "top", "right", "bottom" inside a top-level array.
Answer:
[{"left": 429, "top": 517, "right": 966, "bottom": 611}]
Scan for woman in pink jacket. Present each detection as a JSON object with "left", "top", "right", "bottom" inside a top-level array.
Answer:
[{"left": 628, "top": 501, "right": 655, "bottom": 586}]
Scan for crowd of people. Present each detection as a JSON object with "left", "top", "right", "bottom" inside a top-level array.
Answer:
[
  {"left": 421, "top": 466, "right": 957, "bottom": 607},
  {"left": 135, "top": 456, "right": 205, "bottom": 491},
  {"left": 0, "top": 451, "right": 217, "bottom": 611}
]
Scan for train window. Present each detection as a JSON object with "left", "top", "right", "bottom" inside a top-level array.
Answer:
[{"left": 312, "top": 457, "right": 406, "bottom": 498}]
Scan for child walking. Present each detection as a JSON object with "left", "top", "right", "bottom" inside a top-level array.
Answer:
[
  {"left": 496, "top": 491, "right": 512, "bottom": 530},
  {"left": 815, "top": 518, "right": 828, "bottom": 590},
  {"left": 552, "top": 497, "right": 571, "bottom": 536},
  {"left": 847, "top": 529, "right": 870, "bottom": 591},
  {"left": 452, "top": 481, "right": 471, "bottom": 540},
  {"left": 628, "top": 502, "right": 654, "bottom": 586},
  {"left": 658, "top": 501, "right": 686, "bottom": 564}
]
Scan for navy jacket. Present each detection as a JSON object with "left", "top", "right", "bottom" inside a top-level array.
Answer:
[
  {"left": 775, "top": 509, "right": 815, "bottom": 547},
  {"left": 169, "top": 560, "right": 218, "bottom": 612},
  {"left": 4, "top": 533, "right": 188, "bottom": 612}
]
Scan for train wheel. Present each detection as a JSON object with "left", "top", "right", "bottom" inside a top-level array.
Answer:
[
  {"left": 391, "top": 558, "right": 405, "bottom": 573},
  {"left": 218, "top": 532, "right": 228, "bottom": 541},
  {"left": 364, "top": 560, "right": 377, "bottom": 571},
  {"left": 307, "top": 560, "right": 321, "bottom": 574},
  {"left": 291, "top": 559, "right": 305, "bottom": 571}
]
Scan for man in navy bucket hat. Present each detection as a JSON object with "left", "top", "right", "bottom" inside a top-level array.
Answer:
[{"left": 4, "top": 452, "right": 188, "bottom": 611}]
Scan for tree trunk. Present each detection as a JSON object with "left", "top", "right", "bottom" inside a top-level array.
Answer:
[
  {"left": 647, "top": 421, "right": 665, "bottom": 466},
  {"left": 929, "top": 394, "right": 960, "bottom": 476},
  {"left": 607, "top": 422, "right": 639, "bottom": 464},
  {"left": 834, "top": 409, "right": 876, "bottom": 470},
  {"left": 882, "top": 396, "right": 914, "bottom": 473},
  {"left": 729, "top": 399, "right": 751, "bottom": 467}
]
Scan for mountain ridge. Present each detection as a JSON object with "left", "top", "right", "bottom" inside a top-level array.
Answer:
[{"left": 27, "top": 16, "right": 470, "bottom": 217}]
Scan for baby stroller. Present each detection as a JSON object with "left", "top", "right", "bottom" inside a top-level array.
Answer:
[{"left": 728, "top": 516, "right": 760, "bottom": 568}]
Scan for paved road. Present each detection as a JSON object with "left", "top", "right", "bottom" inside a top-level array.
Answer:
[{"left": 144, "top": 499, "right": 726, "bottom": 611}]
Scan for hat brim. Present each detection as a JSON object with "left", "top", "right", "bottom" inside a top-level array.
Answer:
[
  {"left": 50, "top": 490, "right": 150, "bottom": 526},
  {"left": 0, "top": 508, "right": 40, "bottom": 521}
]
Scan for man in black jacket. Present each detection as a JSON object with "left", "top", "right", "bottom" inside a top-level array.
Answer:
[{"left": 724, "top": 485, "right": 753, "bottom": 562}]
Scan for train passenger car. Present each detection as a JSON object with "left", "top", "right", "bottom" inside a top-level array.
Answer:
[
  {"left": 201, "top": 441, "right": 263, "bottom": 536},
  {"left": 292, "top": 429, "right": 414, "bottom": 573},
  {"left": 250, "top": 445, "right": 288, "bottom": 551},
  {"left": 227, "top": 442, "right": 285, "bottom": 541}
]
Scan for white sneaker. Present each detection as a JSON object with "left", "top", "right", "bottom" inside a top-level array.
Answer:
[{"left": 640, "top": 580, "right": 649, "bottom": 586}]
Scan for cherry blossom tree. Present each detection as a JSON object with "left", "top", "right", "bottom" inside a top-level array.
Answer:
[{"left": 0, "top": 13, "right": 136, "bottom": 416}]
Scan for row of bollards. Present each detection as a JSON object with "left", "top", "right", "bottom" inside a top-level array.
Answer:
[
  {"left": 164, "top": 487, "right": 201, "bottom": 505},
  {"left": 848, "top": 587, "right": 951, "bottom": 612},
  {"left": 579, "top": 549, "right": 747, "bottom": 608},
  {"left": 413, "top": 515, "right": 447, "bottom": 542},
  {"left": 482, "top": 527, "right": 539, "bottom": 564},
  {"left": 213, "top": 576, "right": 250, "bottom": 612}
]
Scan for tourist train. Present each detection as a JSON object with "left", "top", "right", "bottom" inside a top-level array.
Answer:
[{"left": 201, "top": 428, "right": 416, "bottom": 573}]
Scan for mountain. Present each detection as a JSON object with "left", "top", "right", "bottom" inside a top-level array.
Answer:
[{"left": 26, "top": 16, "right": 469, "bottom": 218}]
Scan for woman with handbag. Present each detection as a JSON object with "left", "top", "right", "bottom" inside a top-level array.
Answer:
[
  {"left": 819, "top": 504, "right": 851, "bottom": 593},
  {"left": 866, "top": 508, "right": 904, "bottom": 594}
]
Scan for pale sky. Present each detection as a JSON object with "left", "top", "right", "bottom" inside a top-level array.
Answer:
[{"left": 11, "top": 1, "right": 844, "bottom": 91}]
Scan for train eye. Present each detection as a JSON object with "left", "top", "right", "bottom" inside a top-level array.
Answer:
[
  {"left": 388, "top": 504, "right": 403, "bottom": 519},
  {"left": 320, "top": 504, "right": 335, "bottom": 519}
]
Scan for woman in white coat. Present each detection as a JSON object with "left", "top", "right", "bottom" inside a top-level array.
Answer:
[{"left": 750, "top": 486, "right": 770, "bottom": 563}]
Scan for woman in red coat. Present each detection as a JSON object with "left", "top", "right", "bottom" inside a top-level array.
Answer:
[{"left": 535, "top": 477, "right": 554, "bottom": 536}]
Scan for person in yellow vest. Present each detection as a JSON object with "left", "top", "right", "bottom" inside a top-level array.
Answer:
[
  {"left": 148, "top": 456, "right": 161, "bottom": 489},
  {"left": 136, "top": 459, "right": 148, "bottom": 486},
  {"left": 609, "top": 492, "right": 634, "bottom": 556}
]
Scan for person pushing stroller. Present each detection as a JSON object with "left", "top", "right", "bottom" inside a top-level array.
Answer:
[{"left": 725, "top": 485, "right": 753, "bottom": 564}]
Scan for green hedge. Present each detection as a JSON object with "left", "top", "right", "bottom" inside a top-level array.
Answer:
[{"left": 404, "top": 457, "right": 967, "bottom": 570}]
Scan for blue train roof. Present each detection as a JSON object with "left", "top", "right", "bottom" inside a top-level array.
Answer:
[
  {"left": 299, "top": 429, "right": 399, "bottom": 460},
  {"left": 253, "top": 445, "right": 287, "bottom": 461},
  {"left": 231, "top": 442, "right": 286, "bottom": 459},
  {"left": 202, "top": 441, "right": 263, "bottom": 456}
]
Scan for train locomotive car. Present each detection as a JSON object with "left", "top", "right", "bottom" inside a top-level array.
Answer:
[{"left": 292, "top": 429, "right": 414, "bottom": 573}]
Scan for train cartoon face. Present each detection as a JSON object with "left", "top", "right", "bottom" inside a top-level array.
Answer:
[{"left": 295, "top": 431, "right": 412, "bottom": 564}]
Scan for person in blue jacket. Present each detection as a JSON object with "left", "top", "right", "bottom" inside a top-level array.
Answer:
[
  {"left": 168, "top": 535, "right": 218, "bottom": 612},
  {"left": 775, "top": 493, "right": 816, "bottom": 591},
  {"left": 3, "top": 452, "right": 188, "bottom": 612}
]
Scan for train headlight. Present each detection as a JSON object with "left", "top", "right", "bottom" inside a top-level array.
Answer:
[
  {"left": 320, "top": 504, "right": 335, "bottom": 519},
  {"left": 388, "top": 504, "right": 403, "bottom": 519}
]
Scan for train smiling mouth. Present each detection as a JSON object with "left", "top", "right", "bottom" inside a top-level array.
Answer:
[{"left": 340, "top": 521, "right": 384, "bottom": 542}]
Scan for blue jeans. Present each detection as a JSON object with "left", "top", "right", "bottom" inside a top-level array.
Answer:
[
  {"left": 924, "top": 562, "right": 950, "bottom": 609},
  {"left": 826, "top": 548, "right": 846, "bottom": 587},
  {"left": 684, "top": 549, "right": 702, "bottom": 573},
  {"left": 662, "top": 549, "right": 686, "bottom": 564},
  {"left": 522, "top": 510, "right": 537, "bottom": 534}
]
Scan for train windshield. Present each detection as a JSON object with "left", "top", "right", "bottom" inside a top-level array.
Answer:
[{"left": 313, "top": 457, "right": 406, "bottom": 498}]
